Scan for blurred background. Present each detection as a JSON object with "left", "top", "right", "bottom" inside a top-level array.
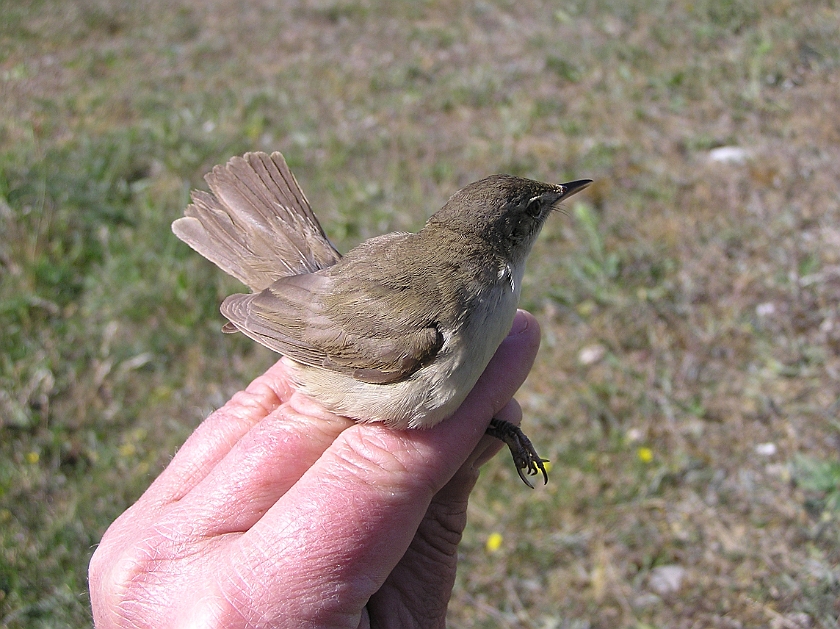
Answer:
[{"left": 2, "top": 0, "right": 839, "bottom": 626}]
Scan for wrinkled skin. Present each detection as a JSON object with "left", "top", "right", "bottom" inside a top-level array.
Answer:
[{"left": 89, "top": 311, "right": 540, "bottom": 629}]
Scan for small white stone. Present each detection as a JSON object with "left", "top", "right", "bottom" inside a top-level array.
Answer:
[
  {"left": 626, "top": 428, "right": 644, "bottom": 443},
  {"left": 756, "top": 302, "right": 776, "bottom": 317},
  {"left": 755, "top": 442, "right": 777, "bottom": 456},
  {"left": 708, "top": 146, "right": 749, "bottom": 164},
  {"left": 578, "top": 344, "right": 606, "bottom": 366},
  {"left": 648, "top": 565, "right": 686, "bottom": 595}
]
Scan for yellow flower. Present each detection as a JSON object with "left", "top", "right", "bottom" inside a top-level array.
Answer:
[
  {"left": 637, "top": 447, "right": 654, "bottom": 463},
  {"left": 485, "top": 532, "right": 503, "bottom": 553},
  {"left": 25, "top": 451, "right": 39, "bottom": 464}
]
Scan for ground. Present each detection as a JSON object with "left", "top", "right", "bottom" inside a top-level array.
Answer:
[{"left": 1, "top": 0, "right": 839, "bottom": 627}]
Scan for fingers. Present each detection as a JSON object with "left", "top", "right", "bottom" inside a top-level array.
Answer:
[
  {"left": 365, "top": 396, "right": 523, "bottom": 626},
  {"left": 367, "top": 464, "right": 474, "bottom": 627},
  {"left": 210, "top": 310, "right": 541, "bottom": 625},
  {"left": 134, "top": 359, "right": 298, "bottom": 507},
  {"left": 157, "top": 397, "right": 353, "bottom": 537}
]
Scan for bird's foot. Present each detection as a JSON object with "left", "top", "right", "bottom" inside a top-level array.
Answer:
[{"left": 486, "top": 418, "right": 549, "bottom": 488}]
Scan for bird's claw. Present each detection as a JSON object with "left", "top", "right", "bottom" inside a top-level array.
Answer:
[{"left": 486, "top": 417, "right": 549, "bottom": 488}]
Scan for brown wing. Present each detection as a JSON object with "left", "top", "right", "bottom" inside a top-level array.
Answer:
[
  {"left": 220, "top": 270, "right": 444, "bottom": 385},
  {"left": 172, "top": 152, "right": 341, "bottom": 291}
]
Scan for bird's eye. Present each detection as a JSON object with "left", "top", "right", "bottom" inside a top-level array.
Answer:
[{"left": 525, "top": 197, "right": 542, "bottom": 217}]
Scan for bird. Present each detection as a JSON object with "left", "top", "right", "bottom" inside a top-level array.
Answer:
[{"left": 172, "top": 151, "right": 591, "bottom": 486}]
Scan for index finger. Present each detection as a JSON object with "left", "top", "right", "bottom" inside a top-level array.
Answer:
[{"left": 139, "top": 359, "right": 300, "bottom": 505}]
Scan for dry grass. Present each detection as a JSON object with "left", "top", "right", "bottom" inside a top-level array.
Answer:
[{"left": 1, "top": 0, "right": 839, "bottom": 626}]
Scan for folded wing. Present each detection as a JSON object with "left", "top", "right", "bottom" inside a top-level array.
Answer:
[{"left": 221, "top": 271, "right": 444, "bottom": 384}]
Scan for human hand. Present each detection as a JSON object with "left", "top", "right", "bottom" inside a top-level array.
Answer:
[{"left": 89, "top": 310, "right": 541, "bottom": 628}]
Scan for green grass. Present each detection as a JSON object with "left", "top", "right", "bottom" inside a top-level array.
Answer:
[{"left": 2, "top": 0, "right": 840, "bottom": 626}]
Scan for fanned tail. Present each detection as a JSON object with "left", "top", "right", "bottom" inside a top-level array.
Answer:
[{"left": 172, "top": 152, "right": 341, "bottom": 292}]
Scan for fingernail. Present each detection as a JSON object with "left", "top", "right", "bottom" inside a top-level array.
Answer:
[{"left": 509, "top": 310, "right": 529, "bottom": 336}]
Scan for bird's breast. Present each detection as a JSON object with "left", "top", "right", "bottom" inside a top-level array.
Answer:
[{"left": 413, "top": 260, "right": 523, "bottom": 423}]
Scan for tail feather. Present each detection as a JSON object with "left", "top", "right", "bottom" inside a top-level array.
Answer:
[{"left": 172, "top": 152, "right": 341, "bottom": 292}]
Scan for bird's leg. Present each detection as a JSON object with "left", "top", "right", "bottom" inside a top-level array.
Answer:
[{"left": 485, "top": 418, "right": 549, "bottom": 488}]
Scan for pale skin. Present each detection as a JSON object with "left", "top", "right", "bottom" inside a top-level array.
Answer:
[{"left": 89, "top": 310, "right": 541, "bottom": 628}]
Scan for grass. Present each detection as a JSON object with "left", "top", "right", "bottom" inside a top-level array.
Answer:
[{"left": 2, "top": 0, "right": 840, "bottom": 626}]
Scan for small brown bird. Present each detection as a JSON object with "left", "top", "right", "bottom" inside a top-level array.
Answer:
[{"left": 173, "top": 152, "right": 590, "bottom": 486}]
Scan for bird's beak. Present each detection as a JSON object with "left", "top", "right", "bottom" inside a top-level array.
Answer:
[{"left": 557, "top": 179, "right": 593, "bottom": 201}]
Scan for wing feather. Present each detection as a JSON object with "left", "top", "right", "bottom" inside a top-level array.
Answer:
[{"left": 221, "top": 272, "right": 444, "bottom": 384}]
